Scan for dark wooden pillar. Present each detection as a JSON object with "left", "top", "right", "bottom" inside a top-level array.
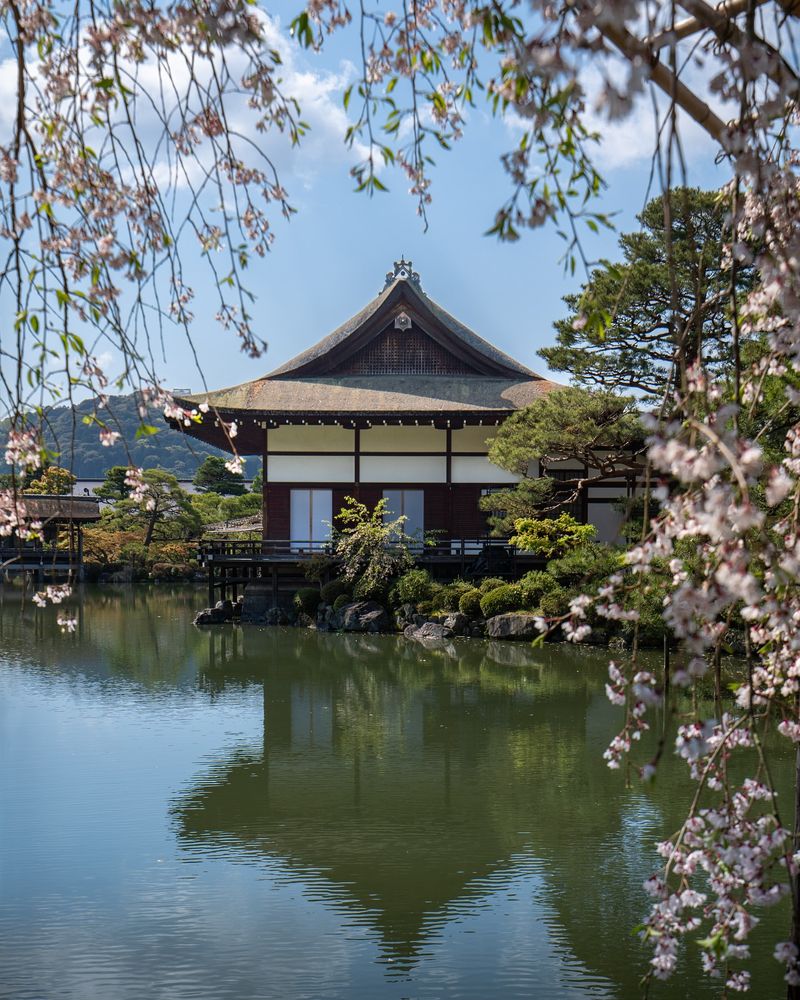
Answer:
[{"left": 262, "top": 439, "right": 268, "bottom": 542}]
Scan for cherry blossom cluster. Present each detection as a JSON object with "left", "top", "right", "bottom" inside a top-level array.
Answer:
[
  {"left": 32, "top": 584, "right": 71, "bottom": 607},
  {"left": 2, "top": 0, "right": 298, "bottom": 540}
]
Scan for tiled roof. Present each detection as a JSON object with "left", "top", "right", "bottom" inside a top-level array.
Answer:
[
  {"left": 180, "top": 375, "right": 559, "bottom": 415},
  {"left": 267, "top": 274, "right": 537, "bottom": 379}
]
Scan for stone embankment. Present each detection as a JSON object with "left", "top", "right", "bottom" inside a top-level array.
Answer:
[{"left": 193, "top": 587, "right": 544, "bottom": 642}]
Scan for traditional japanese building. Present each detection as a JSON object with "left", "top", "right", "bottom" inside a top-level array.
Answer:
[{"left": 174, "top": 260, "right": 632, "bottom": 554}]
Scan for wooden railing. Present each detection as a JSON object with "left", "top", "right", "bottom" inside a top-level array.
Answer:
[
  {"left": 198, "top": 536, "right": 529, "bottom": 575},
  {"left": 0, "top": 544, "right": 77, "bottom": 570}
]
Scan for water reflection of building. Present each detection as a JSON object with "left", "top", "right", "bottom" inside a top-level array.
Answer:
[{"left": 174, "top": 630, "right": 654, "bottom": 986}]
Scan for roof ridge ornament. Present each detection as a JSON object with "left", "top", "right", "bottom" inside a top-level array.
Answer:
[{"left": 382, "top": 257, "right": 422, "bottom": 292}]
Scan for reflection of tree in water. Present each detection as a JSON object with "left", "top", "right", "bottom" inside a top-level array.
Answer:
[
  {"left": 175, "top": 629, "right": 685, "bottom": 993},
  {"left": 0, "top": 584, "right": 206, "bottom": 688},
  {"left": 2, "top": 587, "right": 785, "bottom": 996}
]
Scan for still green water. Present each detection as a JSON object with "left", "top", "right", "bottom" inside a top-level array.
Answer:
[{"left": 0, "top": 586, "right": 789, "bottom": 999}]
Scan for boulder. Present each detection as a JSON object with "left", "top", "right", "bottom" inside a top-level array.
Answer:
[
  {"left": 395, "top": 603, "right": 417, "bottom": 630},
  {"left": 442, "top": 612, "right": 469, "bottom": 637},
  {"left": 404, "top": 621, "right": 450, "bottom": 642},
  {"left": 486, "top": 612, "right": 542, "bottom": 640},
  {"left": 264, "top": 607, "right": 292, "bottom": 626},
  {"left": 334, "top": 601, "right": 392, "bottom": 633},
  {"left": 193, "top": 606, "right": 228, "bottom": 626}
]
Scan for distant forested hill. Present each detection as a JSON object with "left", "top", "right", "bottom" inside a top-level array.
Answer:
[{"left": 5, "top": 394, "right": 258, "bottom": 479}]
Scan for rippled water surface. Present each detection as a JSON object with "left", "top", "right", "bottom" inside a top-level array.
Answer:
[{"left": 0, "top": 587, "right": 789, "bottom": 999}]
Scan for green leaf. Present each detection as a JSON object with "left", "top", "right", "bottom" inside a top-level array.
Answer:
[{"left": 135, "top": 424, "right": 160, "bottom": 439}]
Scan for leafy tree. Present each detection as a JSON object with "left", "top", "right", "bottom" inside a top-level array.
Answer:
[
  {"left": 102, "top": 470, "right": 201, "bottom": 547},
  {"left": 511, "top": 514, "right": 596, "bottom": 559},
  {"left": 481, "top": 387, "right": 642, "bottom": 534},
  {"left": 193, "top": 455, "right": 246, "bottom": 495},
  {"left": 540, "top": 189, "right": 756, "bottom": 397},
  {"left": 24, "top": 466, "right": 76, "bottom": 495},
  {"left": 489, "top": 387, "right": 641, "bottom": 476},
  {"left": 251, "top": 468, "right": 263, "bottom": 494},
  {"left": 332, "top": 497, "right": 414, "bottom": 600},
  {"left": 191, "top": 491, "right": 261, "bottom": 526},
  {"left": 95, "top": 466, "right": 133, "bottom": 503}
]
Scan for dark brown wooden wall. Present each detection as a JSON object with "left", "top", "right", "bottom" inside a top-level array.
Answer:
[
  {"left": 264, "top": 484, "right": 290, "bottom": 538},
  {"left": 451, "top": 485, "right": 487, "bottom": 536}
]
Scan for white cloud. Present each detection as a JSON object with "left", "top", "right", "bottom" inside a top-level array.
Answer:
[
  {"left": 0, "top": 15, "right": 366, "bottom": 193},
  {"left": 503, "top": 41, "right": 734, "bottom": 175}
]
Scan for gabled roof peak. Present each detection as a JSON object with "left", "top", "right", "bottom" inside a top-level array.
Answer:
[{"left": 382, "top": 257, "right": 423, "bottom": 293}]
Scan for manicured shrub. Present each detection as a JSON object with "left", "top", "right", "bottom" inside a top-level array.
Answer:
[
  {"left": 479, "top": 576, "right": 507, "bottom": 594},
  {"left": 479, "top": 583, "right": 524, "bottom": 618},
  {"left": 546, "top": 543, "right": 621, "bottom": 588},
  {"left": 294, "top": 587, "right": 322, "bottom": 613},
  {"left": 320, "top": 578, "right": 350, "bottom": 604},
  {"left": 459, "top": 587, "right": 483, "bottom": 618},
  {"left": 439, "top": 580, "right": 472, "bottom": 611},
  {"left": 537, "top": 587, "right": 571, "bottom": 619},
  {"left": 511, "top": 513, "right": 596, "bottom": 558},
  {"left": 333, "top": 593, "right": 351, "bottom": 612},
  {"left": 519, "top": 570, "right": 558, "bottom": 608},
  {"left": 395, "top": 568, "right": 436, "bottom": 605}
]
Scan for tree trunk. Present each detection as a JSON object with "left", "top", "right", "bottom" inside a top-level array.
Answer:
[{"left": 143, "top": 503, "right": 158, "bottom": 549}]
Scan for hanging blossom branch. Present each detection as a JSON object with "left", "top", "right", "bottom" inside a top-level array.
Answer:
[
  {"left": 297, "top": 0, "right": 800, "bottom": 992},
  {"left": 0, "top": 0, "right": 308, "bottom": 595}
]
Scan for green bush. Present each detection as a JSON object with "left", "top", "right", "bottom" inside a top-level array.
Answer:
[
  {"left": 537, "top": 587, "right": 572, "bottom": 618},
  {"left": 511, "top": 513, "right": 596, "bottom": 558},
  {"left": 353, "top": 575, "right": 388, "bottom": 603},
  {"left": 479, "top": 576, "right": 507, "bottom": 594},
  {"left": 547, "top": 543, "right": 621, "bottom": 588},
  {"left": 519, "top": 570, "right": 558, "bottom": 608},
  {"left": 395, "top": 569, "right": 436, "bottom": 605},
  {"left": 480, "top": 584, "right": 524, "bottom": 618},
  {"left": 294, "top": 587, "right": 322, "bottom": 614},
  {"left": 320, "top": 578, "right": 350, "bottom": 604},
  {"left": 333, "top": 593, "right": 351, "bottom": 612},
  {"left": 459, "top": 587, "right": 483, "bottom": 618},
  {"left": 439, "top": 580, "right": 472, "bottom": 611}
]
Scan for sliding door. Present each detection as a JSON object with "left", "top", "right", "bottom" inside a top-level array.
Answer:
[{"left": 290, "top": 489, "right": 333, "bottom": 551}]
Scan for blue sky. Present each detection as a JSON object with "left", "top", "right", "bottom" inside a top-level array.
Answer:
[{"left": 97, "top": 11, "right": 731, "bottom": 398}]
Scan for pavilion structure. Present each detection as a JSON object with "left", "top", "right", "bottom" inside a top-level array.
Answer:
[
  {"left": 173, "top": 260, "right": 637, "bottom": 599},
  {"left": 0, "top": 494, "right": 101, "bottom": 582}
]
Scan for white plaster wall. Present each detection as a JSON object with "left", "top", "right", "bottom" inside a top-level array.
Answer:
[
  {"left": 544, "top": 459, "right": 585, "bottom": 470},
  {"left": 360, "top": 425, "right": 445, "bottom": 452},
  {"left": 268, "top": 455, "right": 355, "bottom": 482},
  {"left": 360, "top": 455, "right": 446, "bottom": 483},
  {"left": 267, "top": 425, "right": 354, "bottom": 452},
  {"left": 587, "top": 502, "right": 625, "bottom": 544},
  {"left": 586, "top": 485, "right": 630, "bottom": 499},
  {"left": 451, "top": 456, "right": 520, "bottom": 484},
  {"left": 451, "top": 426, "right": 493, "bottom": 453}
]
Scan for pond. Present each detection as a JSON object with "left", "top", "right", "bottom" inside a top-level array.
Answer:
[{"left": 0, "top": 586, "right": 789, "bottom": 999}]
